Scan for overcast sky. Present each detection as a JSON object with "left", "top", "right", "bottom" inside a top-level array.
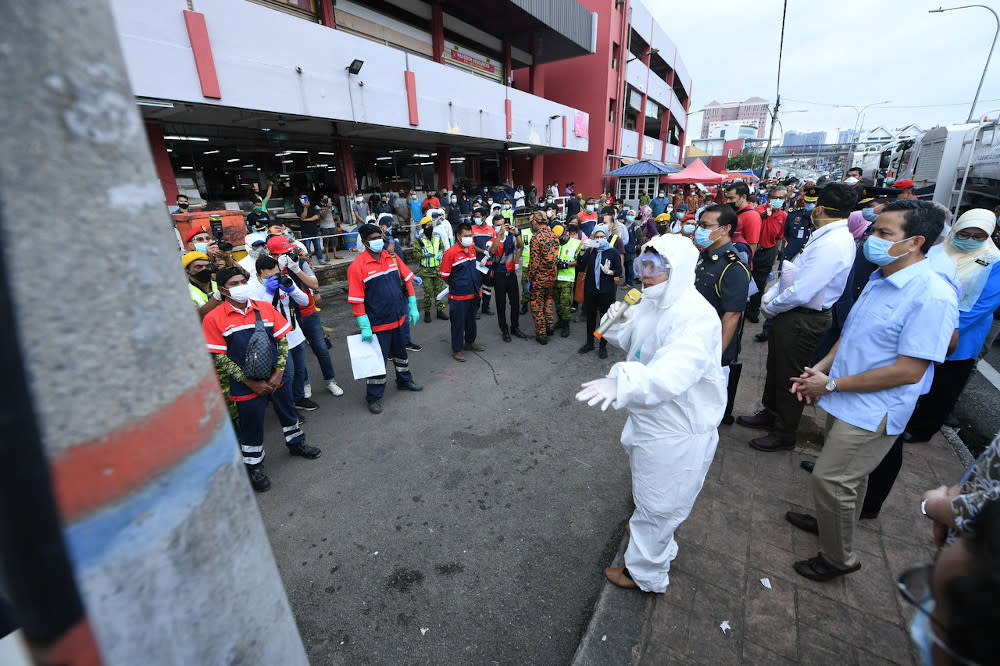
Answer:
[{"left": 651, "top": 0, "right": 1000, "bottom": 142}]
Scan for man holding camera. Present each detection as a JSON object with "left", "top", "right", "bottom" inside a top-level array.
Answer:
[
  {"left": 184, "top": 226, "right": 235, "bottom": 273},
  {"left": 201, "top": 266, "right": 321, "bottom": 493}
]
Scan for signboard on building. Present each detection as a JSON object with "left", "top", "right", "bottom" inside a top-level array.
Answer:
[
  {"left": 444, "top": 44, "right": 502, "bottom": 82},
  {"left": 643, "top": 137, "right": 656, "bottom": 156},
  {"left": 574, "top": 111, "right": 589, "bottom": 138}
]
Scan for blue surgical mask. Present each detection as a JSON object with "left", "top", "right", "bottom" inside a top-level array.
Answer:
[
  {"left": 804, "top": 203, "right": 816, "bottom": 212},
  {"left": 368, "top": 239, "right": 384, "bottom": 253},
  {"left": 596, "top": 239, "right": 610, "bottom": 251},
  {"left": 694, "top": 227, "right": 715, "bottom": 249},
  {"left": 586, "top": 204, "right": 596, "bottom": 213},
  {"left": 951, "top": 236, "right": 987, "bottom": 253},
  {"left": 682, "top": 224, "right": 696, "bottom": 236},
  {"left": 863, "top": 235, "right": 913, "bottom": 266},
  {"left": 194, "top": 242, "right": 208, "bottom": 254},
  {"left": 626, "top": 215, "right": 635, "bottom": 222},
  {"left": 862, "top": 207, "right": 879, "bottom": 222},
  {"left": 769, "top": 199, "right": 784, "bottom": 210}
]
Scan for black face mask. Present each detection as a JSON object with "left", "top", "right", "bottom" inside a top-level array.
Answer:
[
  {"left": 192, "top": 267, "right": 212, "bottom": 283},
  {"left": 178, "top": 202, "right": 189, "bottom": 209}
]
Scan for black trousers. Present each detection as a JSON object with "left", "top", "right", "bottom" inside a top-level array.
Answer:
[
  {"left": 584, "top": 291, "right": 615, "bottom": 345},
  {"left": 862, "top": 358, "right": 977, "bottom": 515},
  {"left": 493, "top": 270, "right": 520, "bottom": 333},
  {"left": 747, "top": 245, "right": 776, "bottom": 316}
]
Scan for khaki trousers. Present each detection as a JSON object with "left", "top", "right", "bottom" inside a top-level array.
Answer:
[{"left": 812, "top": 414, "right": 895, "bottom": 569}]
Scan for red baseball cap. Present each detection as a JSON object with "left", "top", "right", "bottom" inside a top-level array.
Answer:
[
  {"left": 266, "top": 235, "right": 296, "bottom": 254},
  {"left": 184, "top": 226, "right": 208, "bottom": 243},
  {"left": 892, "top": 179, "right": 914, "bottom": 190}
]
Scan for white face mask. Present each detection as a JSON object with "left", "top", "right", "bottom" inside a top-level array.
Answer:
[
  {"left": 460, "top": 236, "right": 474, "bottom": 247},
  {"left": 356, "top": 197, "right": 364, "bottom": 203},
  {"left": 226, "top": 284, "right": 253, "bottom": 303}
]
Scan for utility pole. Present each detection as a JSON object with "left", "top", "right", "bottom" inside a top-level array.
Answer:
[
  {"left": 0, "top": 3, "right": 308, "bottom": 664},
  {"left": 759, "top": 0, "right": 788, "bottom": 180}
]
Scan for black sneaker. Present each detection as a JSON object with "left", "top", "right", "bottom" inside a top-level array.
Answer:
[
  {"left": 406, "top": 342, "right": 422, "bottom": 352},
  {"left": 436, "top": 309, "right": 449, "bottom": 320},
  {"left": 367, "top": 400, "right": 383, "bottom": 414},
  {"left": 288, "top": 443, "right": 322, "bottom": 459},
  {"left": 247, "top": 466, "right": 271, "bottom": 492},
  {"left": 295, "top": 398, "right": 319, "bottom": 411}
]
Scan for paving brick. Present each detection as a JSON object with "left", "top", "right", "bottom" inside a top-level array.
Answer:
[
  {"left": 741, "top": 639, "right": 797, "bottom": 665},
  {"left": 743, "top": 567, "right": 797, "bottom": 660}
]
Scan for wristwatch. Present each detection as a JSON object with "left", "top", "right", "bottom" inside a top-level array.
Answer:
[
  {"left": 824, "top": 377, "right": 838, "bottom": 393},
  {"left": 920, "top": 498, "right": 929, "bottom": 517}
]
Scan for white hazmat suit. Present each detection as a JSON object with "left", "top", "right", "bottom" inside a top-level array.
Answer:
[{"left": 582, "top": 234, "right": 726, "bottom": 592}]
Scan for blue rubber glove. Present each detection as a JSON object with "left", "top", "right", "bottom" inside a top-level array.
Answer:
[
  {"left": 278, "top": 277, "right": 296, "bottom": 294},
  {"left": 408, "top": 295, "right": 419, "bottom": 328},
  {"left": 436, "top": 252, "right": 443, "bottom": 261},
  {"left": 356, "top": 314, "right": 373, "bottom": 342},
  {"left": 264, "top": 274, "right": 280, "bottom": 296},
  {"left": 412, "top": 275, "right": 423, "bottom": 287},
  {"left": 525, "top": 281, "right": 531, "bottom": 292}
]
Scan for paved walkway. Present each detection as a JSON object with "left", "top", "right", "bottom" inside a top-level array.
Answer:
[{"left": 575, "top": 320, "right": 965, "bottom": 665}]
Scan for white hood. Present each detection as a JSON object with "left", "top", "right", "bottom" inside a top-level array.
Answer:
[{"left": 639, "top": 233, "right": 699, "bottom": 309}]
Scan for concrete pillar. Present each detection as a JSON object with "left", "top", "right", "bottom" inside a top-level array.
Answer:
[
  {"left": 0, "top": 3, "right": 308, "bottom": 664},
  {"left": 435, "top": 146, "right": 452, "bottom": 193},
  {"left": 339, "top": 138, "right": 357, "bottom": 195},
  {"left": 431, "top": 3, "right": 444, "bottom": 64},
  {"left": 145, "top": 122, "right": 179, "bottom": 206}
]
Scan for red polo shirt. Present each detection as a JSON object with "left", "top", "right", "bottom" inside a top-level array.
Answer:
[
  {"left": 732, "top": 205, "right": 762, "bottom": 250},
  {"left": 754, "top": 205, "right": 787, "bottom": 250}
]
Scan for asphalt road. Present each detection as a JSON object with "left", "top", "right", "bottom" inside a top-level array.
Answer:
[
  {"left": 952, "top": 341, "right": 1000, "bottom": 455},
  {"left": 254, "top": 285, "right": 634, "bottom": 664}
]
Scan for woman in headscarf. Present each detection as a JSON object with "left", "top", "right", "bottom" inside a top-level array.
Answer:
[
  {"left": 861, "top": 208, "right": 1000, "bottom": 518},
  {"left": 577, "top": 224, "right": 623, "bottom": 359}
]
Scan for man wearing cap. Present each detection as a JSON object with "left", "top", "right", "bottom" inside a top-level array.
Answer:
[
  {"left": 892, "top": 179, "right": 917, "bottom": 200},
  {"left": 238, "top": 232, "right": 269, "bottom": 276},
  {"left": 738, "top": 183, "right": 858, "bottom": 452},
  {"left": 183, "top": 251, "right": 222, "bottom": 320},
  {"left": 184, "top": 226, "right": 235, "bottom": 273},
  {"left": 347, "top": 223, "right": 423, "bottom": 414},
  {"left": 552, "top": 224, "right": 580, "bottom": 338},
  {"left": 413, "top": 216, "right": 448, "bottom": 322},
  {"left": 201, "top": 266, "right": 321, "bottom": 493},
  {"left": 526, "top": 212, "right": 560, "bottom": 344}
]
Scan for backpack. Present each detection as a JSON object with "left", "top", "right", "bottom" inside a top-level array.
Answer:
[{"left": 242, "top": 309, "right": 276, "bottom": 380}]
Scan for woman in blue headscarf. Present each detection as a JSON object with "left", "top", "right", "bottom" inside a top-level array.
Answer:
[{"left": 577, "top": 224, "right": 623, "bottom": 359}]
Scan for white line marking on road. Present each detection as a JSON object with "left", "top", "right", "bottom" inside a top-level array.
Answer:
[{"left": 977, "top": 359, "right": 1000, "bottom": 392}]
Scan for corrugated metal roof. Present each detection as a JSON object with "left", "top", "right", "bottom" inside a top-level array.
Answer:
[{"left": 604, "top": 160, "right": 680, "bottom": 177}]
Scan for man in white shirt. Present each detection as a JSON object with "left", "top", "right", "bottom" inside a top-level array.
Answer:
[{"left": 737, "top": 183, "right": 858, "bottom": 451}]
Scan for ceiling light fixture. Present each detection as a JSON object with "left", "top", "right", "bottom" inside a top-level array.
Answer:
[
  {"left": 227, "top": 158, "right": 240, "bottom": 163},
  {"left": 203, "top": 150, "right": 220, "bottom": 154},
  {"left": 164, "top": 135, "right": 209, "bottom": 141}
]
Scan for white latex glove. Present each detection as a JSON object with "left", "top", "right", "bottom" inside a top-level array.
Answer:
[
  {"left": 604, "top": 300, "right": 628, "bottom": 324},
  {"left": 576, "top": 377, "right": 618, "bottom": 411},
  {"left": 600, "top": 259, "right": 613, "bottom": 275},
  {"left": 277, "top": 254, "right": 290, "bottom": 270},
  {"left": 583, "top": 239, "right": 597, "bottom": 249}
]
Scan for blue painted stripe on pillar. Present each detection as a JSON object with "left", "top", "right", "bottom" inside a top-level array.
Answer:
[{"left": 63, "top": 425, "right": 241, "bottom": 570}]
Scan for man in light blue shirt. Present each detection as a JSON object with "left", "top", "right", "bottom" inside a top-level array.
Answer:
[{"left": 783, "top": 200, "right": 958, "bottom": 582}]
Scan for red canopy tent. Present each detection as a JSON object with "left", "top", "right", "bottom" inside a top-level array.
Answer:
[{"left": 661, "top": 159, "right": 727, "bottom": 184}]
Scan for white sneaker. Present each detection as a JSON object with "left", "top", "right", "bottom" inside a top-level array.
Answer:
[
  {"left": 303, "top": 383, "right": 312, "bottom": 399},
  {"left": 327, "top": 381, "right": 344, "bottom": 397}
]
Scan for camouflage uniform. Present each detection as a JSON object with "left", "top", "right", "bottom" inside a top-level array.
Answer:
[
  {"left": 526, "top": 226, "right": 559, "bottom": 336},
  {"left": 414, "top": 233, "right": 446, "bottom": 313}
]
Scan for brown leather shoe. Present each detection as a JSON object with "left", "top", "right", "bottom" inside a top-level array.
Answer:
[
  {"left": 604, "top": 566, "right": 638, "bottom": 589},
  {"left": 452, "top": 351, "right": 466, "bottom": 362},
  {"left": 749, "top": 433, "right": 795, "bottom": 452},
  {"left": 464, "top": 342, "right": 486, "bottom": 352},
  {"left": 737, "top": 410, "right": 776, "bottom": 430}
]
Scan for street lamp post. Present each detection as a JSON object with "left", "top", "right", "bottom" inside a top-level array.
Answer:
[
  {"left": 835, "top": 100, "right": 892, "bottom": 169},
  {"left": 930, "top": 5, "right": 999, "bottom": 123}
]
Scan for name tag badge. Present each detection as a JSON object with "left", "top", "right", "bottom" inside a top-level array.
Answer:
[{"left": 797, "top": 229, "right": 804, "bottom": 238}]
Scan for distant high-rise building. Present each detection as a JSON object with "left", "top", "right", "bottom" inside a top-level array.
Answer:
[
  {"left": 838, "top": 129, "right": 858, "bottom": 144},
  {"left": 701, "top": 98, "right": 769, "bottom": 139},
  {"left": 781, "top": 130, "right": 829, "bottom": 147}
]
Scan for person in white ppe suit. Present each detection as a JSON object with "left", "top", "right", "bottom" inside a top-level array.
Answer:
[{"left": 576, "top": 233, "right": 727, "bottom": 592}]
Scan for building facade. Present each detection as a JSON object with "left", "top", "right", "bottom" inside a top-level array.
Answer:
[
  {"left": 111, "top": 0, "right": 596, "bottom": 212},
  {"left": 701, "top": 97, "right": 768, "bottom": 140},
  {"left": 514, "top": 0, "right": 693, "bottom": 197}
]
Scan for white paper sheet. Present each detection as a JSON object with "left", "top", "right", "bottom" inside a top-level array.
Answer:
[
  {"left": 346, "top": 334, "right": 385, "bottom": 380},
  {"left": 436, "top": 286, "right": 450, "bottom": 301}
]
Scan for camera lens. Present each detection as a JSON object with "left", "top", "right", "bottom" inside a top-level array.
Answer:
[
  {"left": 277, "top": 274, "right": 294, "bottom": 288},
  {"left": 217, "top": 240, "right": 234, "bottom": 252}
]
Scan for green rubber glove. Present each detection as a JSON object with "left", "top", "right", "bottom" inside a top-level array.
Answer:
[
  {"left": 407, "top": 295, "right": 419, "bottom": 328},
  {"left": 356, "top": 314, "right": 373, "bottom": 342}
]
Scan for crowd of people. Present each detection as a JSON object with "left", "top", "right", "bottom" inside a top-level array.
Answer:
[{"left": 179, "top": 167, "right": 1000, "bottom": 664}]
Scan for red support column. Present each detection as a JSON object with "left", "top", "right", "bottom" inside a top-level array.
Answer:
[
  {"left": 319, "top": 0, "right": 335, "bottom": 28},
  {"left": 435, "top": 147, "right": 452, "bottom": 192},
  {"left": 339, "top": 139, "right": 356, "bottom": 195},
  {"left": 530, "top": 154, "right": 544, "bottom": 192},
  {"left": 431, "top": 4, "right": 444, "bottom": 64},
  {"left": 182, "top": 10, "right": 221, "bottom": 99},
  {"left": 145, "top": 123, "right": 178, "bottom": 205}
]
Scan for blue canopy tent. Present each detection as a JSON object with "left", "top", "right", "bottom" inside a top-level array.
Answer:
[{"left": 603, "top": 160, "right": 680, "bottom": 207}]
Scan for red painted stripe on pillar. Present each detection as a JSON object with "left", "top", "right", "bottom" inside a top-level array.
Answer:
[
  {"left": 49, "top": 372, "right": 229, "bottom": 521},
  {"left": 505, "top": 99, "right": 512, "bottom": 138},
  {"left": 182, "top": 10, "right": 221, "bottom": 99},
  {"left": 319, "top": 0, "right": 336, "bottom": 28},
  {"left": 562, "top": 115, "right": 567, "bottom": 147},
  {"left": 404, "top": 71, "right": 419, "bottom": 126}
]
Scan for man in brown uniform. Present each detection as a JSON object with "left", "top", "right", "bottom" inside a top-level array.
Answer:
[{"left": 526, "top": 210, "right": 559, "bottom": 344}]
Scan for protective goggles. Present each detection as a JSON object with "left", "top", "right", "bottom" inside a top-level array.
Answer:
[{"left": 633, "top": 250, "right": 670, "bottom": 279}]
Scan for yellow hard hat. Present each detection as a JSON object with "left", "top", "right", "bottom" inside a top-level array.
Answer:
[
  {"left": 182, "top": 251, "right": 209, "bottom": 268},
  {"left": 551, "top": 224, "right": 565, "bottom": 237},
  {"left": 655, "top": 213, "right": 671, "bottom": 221},
  {"left": 420, "top": 216, "right": 434, "bottom": 225}
]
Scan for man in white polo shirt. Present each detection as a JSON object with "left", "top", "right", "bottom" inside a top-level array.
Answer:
[
  {"left": 784, "top": 200, "right": 958, "bottom": 581},
  {"left": 737, "top": 183, "right": 858, "bottom": 452}
]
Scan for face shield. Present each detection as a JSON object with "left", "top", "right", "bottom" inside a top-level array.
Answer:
[{"left": 633, "top": 249, "right": 671, "bottom": 281}]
